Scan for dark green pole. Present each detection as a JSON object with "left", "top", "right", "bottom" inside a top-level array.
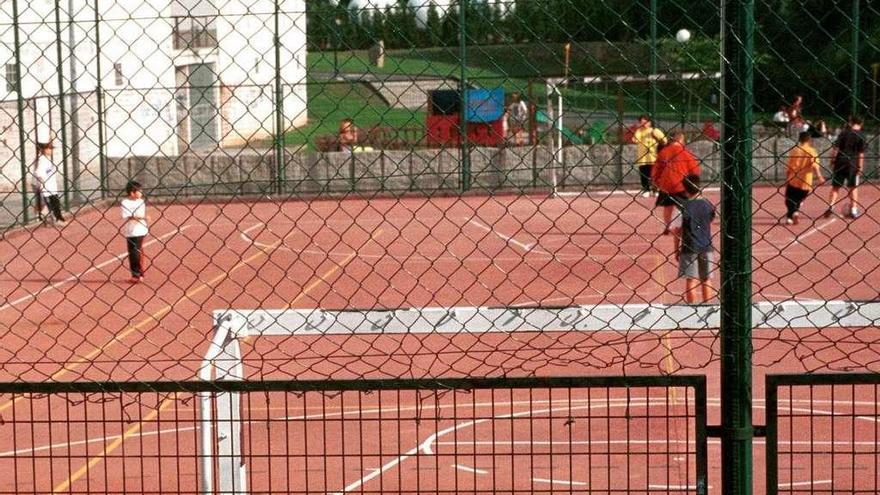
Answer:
[
  {"left": 851, "top": 0, "right": 860, "bottom": 116},
  {"left": 12, "top": 0, "right": 29, "bottom": 224},
  {"left": 94, "top": 0, "right": 107, "bottom": 198},
  {"left": 54, "top": 0, "right": 71, "bottom": 209},
  {"left": 649, "top": 0, "right": 657, "bottom": 118},
  {"left": 273, "top": 0, "right": 285, "bottom": 195},
  {"left": 459, "top": 0, "right": 470, "bottom": 192},
  {"left": 720, "top": 1, "right": 754, "bottom": 495}
]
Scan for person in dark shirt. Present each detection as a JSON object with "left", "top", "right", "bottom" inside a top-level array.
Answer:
[
  {"left": 825, "top": 115, "right": 866, "bottom": 219},
  {"left": 672, "top": 175, "right": 716, "bottom": 304}
]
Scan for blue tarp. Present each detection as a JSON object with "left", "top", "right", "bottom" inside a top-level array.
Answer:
[{"left": 465, "top": 88, "right": 504, "bottom": 123}]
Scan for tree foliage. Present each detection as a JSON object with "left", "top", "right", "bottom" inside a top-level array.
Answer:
[{"left": 305, "top": 0, "right": 880, "bottom": 118}]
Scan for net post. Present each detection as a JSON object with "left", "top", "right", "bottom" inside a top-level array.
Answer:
[
  {"left": 720, "top": 1, "right": 755, "bottom": 495},
  {"left": 199, "top": 311, "right": 248, "bottom": 495}
]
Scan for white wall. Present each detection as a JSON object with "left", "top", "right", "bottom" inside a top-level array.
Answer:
[
  {"left": 0, "top": 0, "right": 308, "bottom": 157},
  {"left": 213, "top": 0, "right": 307, "bottom": 145}
]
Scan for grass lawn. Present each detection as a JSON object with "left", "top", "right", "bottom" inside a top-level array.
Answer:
[{"left": 279, "top": 78, "right": 426, "bottom": 151}]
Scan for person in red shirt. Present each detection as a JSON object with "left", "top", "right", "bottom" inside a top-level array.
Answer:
[{"left": 651, "top": 131, "right": 701, "bottom": 234}]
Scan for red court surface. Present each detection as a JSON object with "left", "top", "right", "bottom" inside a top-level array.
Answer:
[{"left": 1, "top": 183, "right": 879, "bottom": 493}]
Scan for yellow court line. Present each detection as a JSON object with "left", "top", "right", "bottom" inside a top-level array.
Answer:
[
  {"left": 653, "top": 253, "right": 679, "bottom": 388},
  {"left": 0, "top": 235, "right": 287, "bottom": 415},
  {"left": 284, "top": 229, "right": 382, "bottom": 308},
  {"left": 51, "top": 395, "right": 176, "bottom": 493},
  {"left": 36, "top": 227, "right": 385, "bottom": 490}
]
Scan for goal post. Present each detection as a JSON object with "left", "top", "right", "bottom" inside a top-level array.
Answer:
[{"left": 544, "top": 71, "right": 722, "bottom": 196}]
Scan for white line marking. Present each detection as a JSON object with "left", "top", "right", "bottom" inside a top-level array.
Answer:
[
  {"left": 453, "top": 464, "right": 488, "bottom": 475},
  {"left": 532, "top": 477, "right": 588, "bottom": 486},
  {"left": 794, "top": 218, "right": 836, "bottom": 243},
  {"left": 556, "top": 187, "right": 720, "bottom": 198},
  {"left": 778, "top": 480, "right": 832, "bottom": 488},
  {"left": 468, "top": 218, "right": 535, "bottom": 252},
  {"left": 0, "top": 226, "right": 192, "bottom": 312}
]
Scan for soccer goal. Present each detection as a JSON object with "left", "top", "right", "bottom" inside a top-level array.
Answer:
[
  {"left": 543, "top": 71, "right": 721, "bottom": 196},
  {"left": 198, "top": 299, "right": 878, "bottom": 494}
]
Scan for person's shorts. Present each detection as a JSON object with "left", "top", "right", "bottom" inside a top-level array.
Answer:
[
  {"left": 679, "top": 250, "right": 713, "bottom": 281},
  {"left": 831, "top": 167, "right": 859, "bottom": 188},
  {"left": 656, "top": 192, "right": 686, "bottom": 207}
]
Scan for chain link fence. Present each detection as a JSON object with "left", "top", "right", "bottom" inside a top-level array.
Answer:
[{"left": 1, "top": 1, "right": 880, "bottom": 494}]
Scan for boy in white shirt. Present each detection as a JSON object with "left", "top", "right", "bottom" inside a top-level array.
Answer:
[
  {"left": 121, "top": 181, "right": 149, "bottom": 283},
  {"left": 32, "top": 141, "right": 67, "bottom": 225}
]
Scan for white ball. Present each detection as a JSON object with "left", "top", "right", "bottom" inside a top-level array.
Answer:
[{"left": 676, "top": 29, "right": 691, "bottom": 43}]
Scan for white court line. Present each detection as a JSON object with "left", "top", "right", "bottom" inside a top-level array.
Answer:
[
  {"left": 532, "top": 477, "right": 588, "bottom": 486},
  {"left": 435, "top": 439, "right": 880, "bottom": 447},
  {"left": 557, "top": 187, "right": 720, "bottom": 198},
  {"left": 0, "top": 226, "right": 192, "bottom": 312},
  {"left": 795, "top": 218, "right": 837, "bottom": 242},
  {"left": 468, "top": 218, "right": 535, "bottom": 252},
  {"left": 791, "top": 218, "right": 837, "bottom": 245},
  {"left": 778, "top": 480, "right": 832, "bottom": 488},
  {"left": 453, "top": 464, "right": 488, "bottom": 475}
]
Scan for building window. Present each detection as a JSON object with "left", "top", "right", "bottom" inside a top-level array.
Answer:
[
  {"left": 5, "top": 64, "right": 17, "bottom": 92},
  {"left": 114, "top": 63, "right": 123, "bottom": 86},
  {"left": 173, "top": 16, "right": 218, "bottom": 50}
]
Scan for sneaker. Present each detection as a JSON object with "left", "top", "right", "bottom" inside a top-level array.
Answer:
[
  {"left": 129, "top": 276, "right": 141, "bottom": 283},
  {"left": 785, "top": 218, "right": 794, "bottom": 225},
  {"left": 640, "top": 191, "right": 651, "bottom": 198},
  {"left": 846, "top": 208, "right": 860, "bottom": 219},
  {"left": 823, "top": 208, "right": 833, "bottom": 219},
  {"left": 792, "top": 212, "right": 800, "bottom": 225}
]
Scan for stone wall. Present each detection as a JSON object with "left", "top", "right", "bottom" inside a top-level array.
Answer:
[{"left": 103, "top": 135, "right": 880, "bottom": 199}]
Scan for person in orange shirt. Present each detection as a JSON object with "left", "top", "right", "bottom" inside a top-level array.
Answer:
[
  {"left": 784, "top": 131, "right": 825, "bottom": 225},
  {"left": 652, "top": 131, "right": 700, "bottom": 234}
]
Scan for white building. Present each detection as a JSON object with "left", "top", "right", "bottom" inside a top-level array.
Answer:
[{"left": 0, "top": 0, "right": 307, "bottom": 160}]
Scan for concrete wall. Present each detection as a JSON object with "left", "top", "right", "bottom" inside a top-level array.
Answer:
[{"left": 101, "top": 135, "right": 880, "bottom": 199}]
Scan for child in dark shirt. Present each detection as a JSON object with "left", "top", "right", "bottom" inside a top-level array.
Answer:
[{"left": 672, "top": 175, "right": 716, "bottom": 304}]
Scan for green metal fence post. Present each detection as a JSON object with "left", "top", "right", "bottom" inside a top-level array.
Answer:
[
  {"left": 851, "top": 0, "right": 861, "bottom": 116},
  {"left": 274, "top": 0, "right": 285, "bottom": 196},
  {"left": 54, "top": 0, "right": 71, "bottom": 210},
  {"left": 12, "top": 0, "right": 29, "bottom": 225},
  {"left": 720, "top": 1, "right": 754, "bottom": 495},
  {"left": 649, "top": 0, "right": 657, "bottom": 118},
  {"left": 459, "top": 0, "right": 470, "bottom": 192},
  {"left": 94, "top": 0, "right": 107, "bottom": 198}
]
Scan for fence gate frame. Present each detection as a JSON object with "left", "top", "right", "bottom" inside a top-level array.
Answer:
[{"left": 765, "top": 373, "right": 880, "bottom": 495}]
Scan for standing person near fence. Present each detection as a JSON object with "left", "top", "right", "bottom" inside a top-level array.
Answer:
[
  {"left": 121, "top": 181, "right": 149, "bottom": 283},
  {"left": 671, "top": 175, "right": 716, "bottom": 304},
  {"left": 824, "top": 115, "right": 866, "bottom": 219},
  {"left": 652, "top": 131, "right": 700, "bottom": 234},
  {"left": 632, "top": 115, "right": 667, "bottom": 197},
  {"left": 784, "top": 131, "right": 825, "bottom": 225},
  {"left": 507, "top": 92, "right": 529, "bottom": 145},
  {"left": 31, "top": 141, "right": 67, "bottom": 226}
]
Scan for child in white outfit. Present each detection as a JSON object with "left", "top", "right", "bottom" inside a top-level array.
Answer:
[{"left": 121, "top": 181, "right": 149, "bottom": 283}]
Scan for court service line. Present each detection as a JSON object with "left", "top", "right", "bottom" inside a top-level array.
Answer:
[
  {"left": 0, "top": 225, "right": 192, "bottom": 312},
  {"left": 791, "top": 218, "right": 836, "bottom": 245},
  {"left": 532, "top": 477, "right": 588, "bottom": 486},
  {"left": 51, "top": 396, "right": 175, "bottom": 493},
  {"left": 467, "top": 218, "right": 535, "bottom": 252},
  {"left": 0, "top": 224, "right": 288, "bottom": 415},
  {"left": 778, "top": 480, "right": 832, "bottom": 488}
]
